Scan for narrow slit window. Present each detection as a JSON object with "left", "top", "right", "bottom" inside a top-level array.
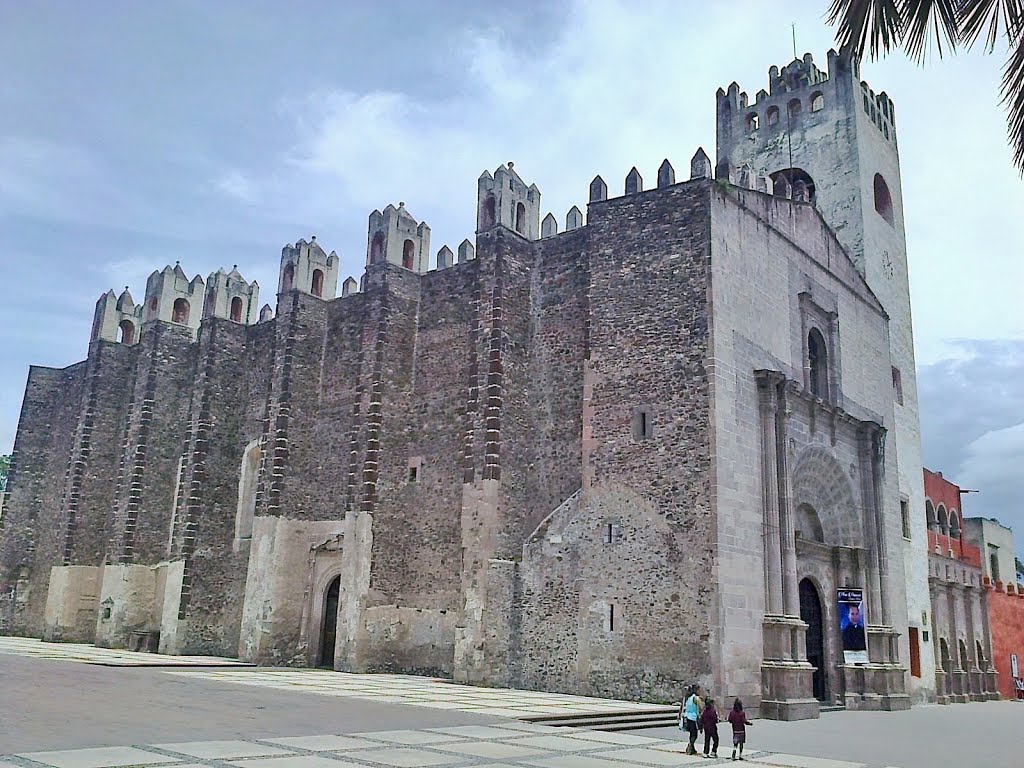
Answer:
[
  {"left": 633, "top": 407, "right": 653, "bottom": 440},
  {"left": 408, "top": 457, "right": 423, "bottom": 484},
  {"left": 892, "top": 366, "right": 904, "bottom": 405}
]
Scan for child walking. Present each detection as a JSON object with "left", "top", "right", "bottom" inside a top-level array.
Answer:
[
  {"left": 699, "top": 698, "right": 719, "bottom": 758},
  {"left": 727, "top": 698, "right": 752, "bottom": 761}
]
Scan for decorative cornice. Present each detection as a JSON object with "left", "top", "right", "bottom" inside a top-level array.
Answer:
[{"left": 754, "top": 369, "right": 884, "bottom": 433}]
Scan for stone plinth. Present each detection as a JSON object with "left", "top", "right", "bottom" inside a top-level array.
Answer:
[{"left": 760, "top": 615, "right": 820, "bottom": 720}]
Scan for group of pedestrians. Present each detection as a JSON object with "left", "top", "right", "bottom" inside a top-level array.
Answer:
[{"left": 678, "top": 684, "right": 752, "bottom": 760}]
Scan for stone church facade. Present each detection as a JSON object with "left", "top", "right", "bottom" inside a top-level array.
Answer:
[{"left": 1, "top": 49, "right": 929, "bottom": 717}]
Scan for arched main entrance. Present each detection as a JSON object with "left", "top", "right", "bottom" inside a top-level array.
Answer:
[
  {"left": 799, "top": 578, "right": 827, "bottom": 702},
  {"left": 319, "top": 576, "right": 340, "bottom": 669}
]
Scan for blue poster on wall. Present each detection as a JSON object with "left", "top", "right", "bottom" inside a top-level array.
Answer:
[{"left": 838, "top": 588, "right": 868, "bottom": 664}]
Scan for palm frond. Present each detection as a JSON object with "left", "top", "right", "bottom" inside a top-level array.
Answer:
[
  {"left": 958, "top": 0, "right": 1012, "bottom": 51},
  {"left": 827, "top": 0, "right": 904, "bottom": 58},
  {"left": 1001, "top": 28, "right": 1024, "bottom": 171},
  {"left": 902, "top": 0, "right": 960, "bottom": 61}
]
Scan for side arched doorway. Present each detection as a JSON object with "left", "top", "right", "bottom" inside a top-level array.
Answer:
[
  {"left": 799, "top": 578, "right": 827, "bottom": 702},
  {"left": 319, "top": 576, "right": 341, "bottom": 669}
]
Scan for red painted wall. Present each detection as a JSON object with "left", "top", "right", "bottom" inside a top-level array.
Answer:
[
  {"left": 987, "top": 585, "right": 1024, "bottom": 699},
  {"left": 924, "top": 469, "right": 961, "bottom": 512},
  {"left": 927, "top": 530, "right": 981, "bottom": 567}
]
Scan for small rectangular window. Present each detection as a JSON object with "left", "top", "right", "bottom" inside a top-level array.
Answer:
[
  {"left": 603, "top": 603, "right": 616, "bottom": 632},
  {"left": 603, "top": 521, "right": 622, "bottom": 544},
  {"left": 892, "top": 366, "right": 904, "bottom": 406},
  {"left": 407, "top": 456, "right": 423, "bottom": 484},
  {"left": 901, "top": 499, "right": 911, "bottom": 540},
  {"left": 632, "top": 406, "right": 653, "bottom": 440}
]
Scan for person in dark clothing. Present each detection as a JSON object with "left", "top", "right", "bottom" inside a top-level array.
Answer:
[
  {"left": 699, "top": 698, "right": 719, "bottom": 758},
  {"left": 842, "top": 603, "right": 867, "bottom": 651},
  {"left": 727, "top": 698, "right": 752, "bottom": 761}
]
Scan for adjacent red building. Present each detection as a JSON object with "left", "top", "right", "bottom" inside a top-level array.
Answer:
[
  {"left": 924, "top": 468, "right": 1024, "bottom": 701},
  {"left": 923, "top": 469, "right": 997, "bottom": 702},
  {"left": 962, "top": 515, "right": 1024, "bottom": 701}
]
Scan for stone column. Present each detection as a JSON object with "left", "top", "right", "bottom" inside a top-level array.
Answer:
[
  {"left": 857, "top": 427, "right": 884, "bottom": 624},
  {"left": 971, "top": 584, "right": 998, "bottom": 698},
  {"left": 962, "top": 582, "right": 982, "bottom": 700},
  {"left": 946, "top": 582, "right": 965, "bottom": 701},
  {"left": 756, "top": 373, "right": 818, "bottom": 722},
  {"left": 870, "top": 429, "right": 892, "bottom": 626},
  {"left": 758, "top": 377, "right": 783, "bottom": 616},
  {"left": 776, "top": 386, "right": 799, "bottom": 618},
  {"left": 930, "top": 579, "right": 948, "bottom": 703}
]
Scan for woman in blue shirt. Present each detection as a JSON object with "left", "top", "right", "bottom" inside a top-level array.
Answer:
[{"left": 678, "top": 684, "right": 704, "bottom": 755}]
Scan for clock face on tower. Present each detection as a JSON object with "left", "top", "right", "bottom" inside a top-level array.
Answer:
[{"left": 882, "top": 250, "right": 894, "bottom": 279}]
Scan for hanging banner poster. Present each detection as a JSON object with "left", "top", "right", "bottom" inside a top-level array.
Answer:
[{"left": 838, "top": 588, "right": 868, "bottom": 664}]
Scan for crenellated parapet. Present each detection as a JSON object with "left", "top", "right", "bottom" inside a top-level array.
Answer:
[
  {"left": 280, "top": 236, "right": 339, "bottom": 299},
  {"left": 143, "top": 263, "right": 205, "bottom": 330},
  {"left": 859, "top": 79, "right": 897, "bottom": 144},
  {"left": 204, "top": 266, "right": 260, "bottom": 324},
  {"left": 477, "top": 162, "right": 541, "bottom": 240},
  {"left": 91, "top": 261, "right": 264, "bottom": 347},
  {"left": 91, "top": 287, "right": 144, "bottom": 345},
  {"left": 717, "top": 48, "right": 896, "bottom": 156},
  {"left": 366, "top": 203, "right": 431, "bottom": 273}
]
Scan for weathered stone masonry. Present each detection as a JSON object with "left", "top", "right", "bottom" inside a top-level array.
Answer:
[{"left": 2, "top": 49, "right": 931, "bottom": 717}]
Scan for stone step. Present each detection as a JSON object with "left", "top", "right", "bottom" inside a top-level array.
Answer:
[{"left": 522, "top": 706, "right": 679, "bottom": 731}]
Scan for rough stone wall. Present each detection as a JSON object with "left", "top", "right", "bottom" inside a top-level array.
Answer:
[
  {"left": 514, "top": 181, "right": 715, "bottom": 701},
  {"left": 358, "top": 263, "right": 465, "bottom": 674},
  {"left": 237, "top": 289, "right": 337, "bottom": 663},
  {"left": 0, "top": 363, "right": 86, "bottom": 636},
  {"left": 172, "top": 318, "right": 252, "bottom": 656},
  {"left": 3, "top": 154, "right": 922, "bottom": 710},
  {"left": 478, "top": 229, "right": 537, "bottom": 559},
  {"left": 109, "top": 323, "right": 197, "bottom": 566},
  {"left": 258, "top": 292, "right": 329, "bottom": 520},
  {"left": 524, "top": 228, "right": 588, "bottom": 533},
  {"left": 60, "top": 342, "right": 138, "bottom": 570},
  {"left": 366, "top": 263, "right": 473, "bottom": 613}
]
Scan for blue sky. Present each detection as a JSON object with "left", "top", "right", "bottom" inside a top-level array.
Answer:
[{"left": 1, "top": 1, "right": 1022, "bottom": 552}]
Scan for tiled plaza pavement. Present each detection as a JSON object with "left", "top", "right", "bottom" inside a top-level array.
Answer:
[
  {"left": 4, "top": 724, "right": 873, "bottom": 768},
  {"left": 159, "top": 669, "right": 659, "bottom": 719},
  {"left": 0, "top": 638, "right": 898, "bottom": 768},
  {"left": 0, "top": 638, "right": 653, "bottom": 720},
  {"left": 0, "top": 637, "right": 251, "bottom": 667}
]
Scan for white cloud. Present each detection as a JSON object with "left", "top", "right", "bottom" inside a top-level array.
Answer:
[
  {"left": 959, "top": 422, "right": 1024, "bottom": 529},
  {"left": 215, "top": 170, "right": 260, "bottom": 204}
]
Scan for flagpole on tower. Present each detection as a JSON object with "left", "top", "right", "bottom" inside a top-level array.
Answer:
[{"left": 787, "top": 22, "right": 796, "bottom": 183}]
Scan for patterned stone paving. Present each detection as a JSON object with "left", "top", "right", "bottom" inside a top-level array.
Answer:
[
  {"left": 0, "top": 638, "right": 898, "bottom": 768},
  {"left": 156, "top": 669, "right": 660, "bottom": 719},
  {"left": 0, "top": 637, "right": 251, "bottom": 667},
  {"left": 1, "top": 724, "right": 883, "bottom": 768}
]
